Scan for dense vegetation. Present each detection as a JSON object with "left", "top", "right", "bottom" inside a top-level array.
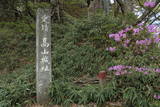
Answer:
[{"left": 0, "top": 0, "right": 160, "bottom": 107}]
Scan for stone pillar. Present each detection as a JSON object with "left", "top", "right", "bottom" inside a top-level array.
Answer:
[{"left": 36, "top": 8, "right": 52, "bottom": 104}]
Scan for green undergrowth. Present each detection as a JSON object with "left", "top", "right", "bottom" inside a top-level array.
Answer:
[
  {"left": 49, "top": 71, "right": 160, "bottom": 107},
  {"left": 0, "top": 65, "right": 35, "bottom": 107},
  {"left": 0, "top": 21, "right": 35, "bottom": 71}
]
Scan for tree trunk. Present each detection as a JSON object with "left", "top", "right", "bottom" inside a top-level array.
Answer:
[
  {"left": 102, "top": 0, "right": 110, "bottom": 14},
  {"left": 115, "top": 0, "right": 126, "bottom": 15}
]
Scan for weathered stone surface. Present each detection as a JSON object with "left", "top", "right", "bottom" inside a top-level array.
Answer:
[{"left": 36, "top": 8, "right": 52, "bottom": 104}]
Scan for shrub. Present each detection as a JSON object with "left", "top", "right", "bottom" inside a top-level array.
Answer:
[{"left": 0, "top": 65, "right": 35, "bottom": 107}]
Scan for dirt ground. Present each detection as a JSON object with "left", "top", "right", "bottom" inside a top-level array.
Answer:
[{"left": 27, "top": 102, "right": 122, "bottom": 107}]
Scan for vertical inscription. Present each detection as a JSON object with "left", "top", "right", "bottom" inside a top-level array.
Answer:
[{"left": 36, "top": 8, "right": 52, "bottom": 104}]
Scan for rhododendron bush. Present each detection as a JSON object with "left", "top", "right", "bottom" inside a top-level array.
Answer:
[
  {"left": 106, "top": 24, "right": 160, "bottom": 55},
  {"left": 105, "top": 23, "right": 160, "bottom": 105}
]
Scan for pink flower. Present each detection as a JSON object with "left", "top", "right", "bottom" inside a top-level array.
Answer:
[
  {"left": 114, "top": 35, "right": 121, "bottom": 41},
  {"left": 135, "top": 67, "right": 143, "bottom": 72},
  {"left": 122, "top": 34, "right": 127, "bottom": 38},
  {"left": 155, "top": 69, "right": 160, "bottom": 73},
  {"left": 118, "top": 30, "right": 124, "bottom": 34},
  {"left": 106, "top": 47, "right": 116, "bottom": 52},
  {"left": 154, "top": 94, "right": 160, "bottom": 100},
  {"left": 136, "top": 40, "right": 145, "bottom": 45},
  {"left": 153, "top": 33, "right": 160, "bottom": 37},
  {"left": 146, "top": 25, "right": 157, "bottom": 33},
  {"left": 154, "top": 37, "right": 160, "bottom": 43},
  {"left": 126, "top": 66, "right": 132, "bottom": 69},
  {"left": 108, "top": 65, "right": 160, "bottom": 76},
  {"left": 109, "top": 34, "right": 115, "bottom": 38},
  {"left": 108, "top": 65, "right": 125, "bottom": 71},
  {"left": 133, "top": 28, "right": 141, "bottom": 35},
  {"left": 115, "top": 71, "right": 121, "bottom": 76},
  {"left": 115, "top": 70, "right": 128, "bottom": 76},
  {"left": 124, "top": 27, "right": 132, "bottom": 32},
  {"left": 144, "top": 1, "right": 156, "bottom": 8},
  {"left": 136, "top": 39, "right": 152, "bottom": 45},
  {"left": 144, "top": 72, "right": 149, "bottom": 75},
  {"left": 109, "top": 33, "right": 123, "bottom": 42},
  {"left": 138, "top": 23, "right": 144, "bottom": 26}
]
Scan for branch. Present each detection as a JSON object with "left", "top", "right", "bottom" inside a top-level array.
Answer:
[
  {"left": 115, "top": 0, "right": 125, "bottom": 14},
  {"left": 150, "top": 15, "right": 160, "bottom": 25},
  {"left": 143, "top": 6, "right": 160, "bottom": 24},
  {"left": 133, "top": 0, "right": 160, "bottom": 25}
]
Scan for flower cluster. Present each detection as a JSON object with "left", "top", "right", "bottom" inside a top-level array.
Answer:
[
  {"left": 106, "top": 23, "right": 160, "bottom": 53},
  {"left": 109, "top": 31, "right": 126, "bottom": 42},
  {"left": 136, "top": 38, "right": 152, "bottom": 45},
  {"left": 154, "top": 36, "right": 160, "bottom": 43},
  {"left": 108, "top": 65, "right": 132, "bottom": 76},
  {"left": 154, "top": 94, "right": 160, "bottom": 100},
  {"left": 144, "top": 1, "right": 156, "bottom": 8},
  {"left": 114, "top": 70, "right": 130, "bottom": 76},
  {"left": 146, "top": 25, "right": 158, "bottom": 33},
  {"left": 133, "top": 28, "right": 141, "bottom": 35},
  {"left": 108, "top": 65, "right": 160, "bottom": 76}
]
